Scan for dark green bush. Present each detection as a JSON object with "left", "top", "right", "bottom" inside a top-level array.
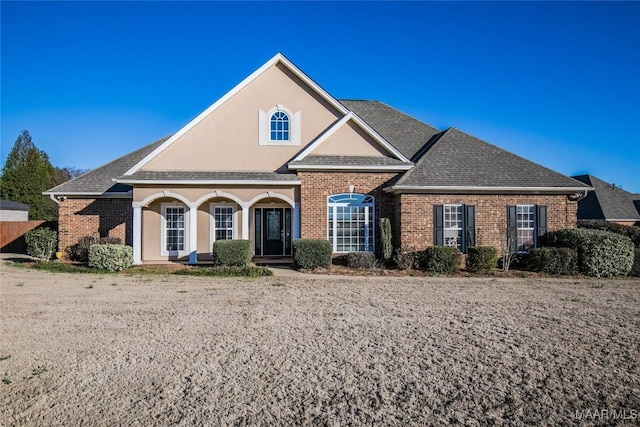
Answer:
[
  {"left": 544, "top": 228, "right": 633, "bottom": 277},
  {"left": 212, "top": 239, "right": 252, "bottom": 266},
  {"left": 25, "top": 227, "right": 58, "bottom": 261},
  {"left": 393, "top": 246, "right": 418, "bottom": 270},
  {"left": 579, "top": 221, "right": 640, "bottom": 246},
  {"left": 292, "top": 239, "right": 332, "bottom": 270},
  {"left": 346, "top": 252, "right": 376, "bottom": 269},
  {"left": 465, "top": 246, "right": 498, "bottom": 273},
  {"left": 541, "top": 229, "right": 582, "bottom": 249},
  {"left": 524, "top": 247, "right": 578, "bottom": 276},
  {"left": 88, "top": 244, "right": 133, "bottom": 272},
  {"left": 418, "top": 246, "right": 461, "bottom": 274},
  {"left": 68, "top": 236, "right": 98, "bottom": 263},
  {"left": 629, "top": 247, "right": 640, "bottom": 277}
]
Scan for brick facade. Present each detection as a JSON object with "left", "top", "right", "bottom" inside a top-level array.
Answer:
[
  {"left": 58, "top": 198, "right": 132, "bottom": 253},
  {"left": 396, "top": 193, "right": 578, "bottom": 252},
  {"left": 299, "top": 172, "right": 397, "bottom": 252}
]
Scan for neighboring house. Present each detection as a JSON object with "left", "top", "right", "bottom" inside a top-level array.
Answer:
[
  {"left": 0, "top": 200, "right": 29, "bottom": 221},
  {"left": 572, "top": 174, "right": 640, "bottom": 226},
  {"left": 44, "top": 53, "right": 590, "bottom": 264}
]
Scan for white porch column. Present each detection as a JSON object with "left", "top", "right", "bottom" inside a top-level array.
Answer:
[
  {"left": 188, "top": 204, "right": 198, "bottom": 265},
  {"left": 293, "top": 202, "right": 301, "bottom": 240},
  {"left": 241, "top": 205, "right": 250, "bottom": 240},
  {"left": 132, "top": 203, "right": 142, "bottom": 265}
]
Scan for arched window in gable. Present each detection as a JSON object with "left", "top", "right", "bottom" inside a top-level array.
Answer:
[{"left": 270, "top": 111, "right": 290, "bottom": 141}]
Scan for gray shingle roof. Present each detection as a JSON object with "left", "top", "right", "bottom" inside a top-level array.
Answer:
[
  {"left": 44, "top": 136, "right": 170, "bottom": 195},
  {"left": 339, "top": 100, "right": 441, "bottom": 160},
  {"left": 572, "top": 175, "right": 640, "bottom": 221},
  {"left": 0, "top": 200, "right": 29, "bottom": 211},
  {"left": 288, "top": 155, "right": 412, "bottom": 168},
  {"left": 118, "top": 171, "right": 300, "bottom": 182},
  {"left": 394, "top": 128, "right": 591, "bottom": 189}
]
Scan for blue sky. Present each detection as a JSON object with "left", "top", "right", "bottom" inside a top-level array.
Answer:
[{"left": 2, "top": 1, "right": 639, "bottom": 192}]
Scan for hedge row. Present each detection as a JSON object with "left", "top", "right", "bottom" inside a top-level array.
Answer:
[{"left": 543, "top": 228, "right": 634, "bottom": 277}]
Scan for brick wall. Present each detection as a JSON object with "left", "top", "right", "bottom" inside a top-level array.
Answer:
[
  {"left": 396, "top": 193, "right": 578, "bottom": 252},
  {"left": 298, "top": 172, "right": 396, "bottom": 249},
  {"left": 58, "top": 198, "right": 132, "bottom": 253}
]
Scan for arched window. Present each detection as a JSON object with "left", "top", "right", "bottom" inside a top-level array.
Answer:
[
  {"left": 270, "top": 111, "right": 290, "bottom": 141},
  {"left": 327, "top": 193, "right": 375, "bottom": 253}
]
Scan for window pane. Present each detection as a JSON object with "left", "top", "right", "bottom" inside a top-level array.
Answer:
[
  {"left": 328, "top": 194, "right": 374, "bottom": 252},
  {"left": 214, "top": 206, "right": 234, "bottom": 241},
  {"left": 165, "top": 206, "right": 185, "bottom": 252}
]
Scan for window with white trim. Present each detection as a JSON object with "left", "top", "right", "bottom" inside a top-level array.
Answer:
[
  {"left": 443, "top": 204, "right": 463, "bottom": 251},
  {"left": 270, "top": 111, "right": 289, "bottom": 141},
  {"left": 213, "top": 205, "right": 234, "bottom": 241},
  {"left": 258, "top": 106, "right": 300, "bottom": 146},
  {"left": 327, "top": 193, "right": 374, "bottom": 253},
  {"left": 162, "top": 204, "right": 187, "bottom": 254},
  {"left": 516, "top": 204, "right": 535, "bottom": 251}
]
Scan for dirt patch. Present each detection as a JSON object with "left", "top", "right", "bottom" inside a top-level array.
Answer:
[{"left": 1, "top": 262, "right": 639, "bottom": 425}]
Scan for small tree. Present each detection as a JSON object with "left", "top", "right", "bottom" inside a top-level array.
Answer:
[
  {"left": 500, "top": 225, "right": 518, "bottom": 271},
  {"left": 379, "top": 217, "right": 392, "bottom": 262}
]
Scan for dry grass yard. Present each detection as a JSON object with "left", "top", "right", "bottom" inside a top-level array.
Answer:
[{"left": 1, "top": 262, "right": 639, "bottom": 426}]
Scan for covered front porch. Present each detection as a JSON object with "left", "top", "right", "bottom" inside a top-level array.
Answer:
[{"left": 129, "top": 184, "right": 300, "bottom": 265}]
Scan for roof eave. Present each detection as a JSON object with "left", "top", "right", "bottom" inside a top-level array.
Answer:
[
  {"left": 383, "top": 185, "right": 593, "bottom": 195},
  {"left": 288, "top": 164, "right": 412, "bottom": 172},
  {"left": 43, "top": 191, "right": 133, "bottom": 198},
  {"left": 114, "top": 178, "right": 301, "bottom": 186}
]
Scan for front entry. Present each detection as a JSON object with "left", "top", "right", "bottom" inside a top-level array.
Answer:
[{"left": 255, "top": 207, "right": 292, "bottom": 256}]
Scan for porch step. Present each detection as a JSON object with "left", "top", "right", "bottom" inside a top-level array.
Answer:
[{"left": 253, "top": 256, "right": 293, "bottom": 266}]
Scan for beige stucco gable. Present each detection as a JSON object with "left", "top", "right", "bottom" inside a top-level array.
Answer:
[
  {"left": 311, "top": 120, "right": 392, "bottom": 157},
  {"left": 141, "top": 63, "right": 343, "bottom": 172}
]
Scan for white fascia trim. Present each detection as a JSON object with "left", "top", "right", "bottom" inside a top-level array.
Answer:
[
  {"left": 115, "top": 178, "right": 301, "bottom": 186},
  {"left": 42, "top": 191, "right": 133, "bottom": 198},
  {"left": 124, "top": 53, "right": 349, "bottom": 176},
  {"left": 288, "top": 164, "right": 412, "bottom": 172},
  {"left": 292, "top": 112, "right": 410, "bottom": 163},
  {"left": 384, "top": 185, "right": 593, "bottom": 195}
]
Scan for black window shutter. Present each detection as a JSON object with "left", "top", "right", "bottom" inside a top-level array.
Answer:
[
  {"left": 507, "top": 205, "right": 517, "bottom": 252},
  {"left": 434, "top": 205, "right": 444, "bottom": 246},
  {"left": 536, "top": 205, "right": 547, "bottom": 247},
  {"left": 465, "top": 205, "right": 475, "bottom": 252}
]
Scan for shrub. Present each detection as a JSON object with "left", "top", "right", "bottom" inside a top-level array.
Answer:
[
  {"left": 545, "top": 228, "right": 633, "bottom": 277},
  {"left": 212, "top": 239, "right": 252, "bottom": 266},
  {"left": 346, "top": 252, "right": 376, "bottom": 269},
  {"left": 524, "top": 247, "right": 578, "bottom": 276},
  {"left": 418, "top": 246, "right": 461, "bottom": 274},
  {"left": 292, "top": 239, "right": 332, "bottom": 270},
  {"left": 579, "top": 221, "right": 640, "bottom": 247},
  {"left": 98, "top": 236, "right": 122, "bottom": 245},
  {"left": 630, "top": 247, "right": 640, "bottom": 277},
  {"left": 465, "top": 246, "right": 498, "bottom": 273},
  {"left": 88, "top": 244, "right": 133, "bottom": 272},
  {"left": 379, "top": 218, "right": 393, "bottom": 262},
  {"left": 68, "top": 236, "right": 98, "bottom": 263},
  {"left": 393, "top": 245, "right": 418, "bottom": 270},
  {"left": 173, "top": 265, "right": 273, "bottom": 277},
  {"left": 25, "top": 227, "right": 58, "bottom": 261}
]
